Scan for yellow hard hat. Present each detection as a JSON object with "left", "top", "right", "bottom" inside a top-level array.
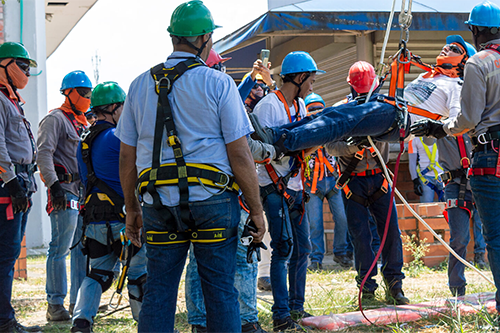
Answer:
[{"left": 242, "top": 71, "right": 264, "bottom": 82}]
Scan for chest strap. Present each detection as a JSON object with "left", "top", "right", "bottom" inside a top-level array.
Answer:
[
  {"left": 470, "top": 125, "right": 500, "bottom": 179},
  {"left": 336, "top": 147, "right": 378, "bottom": 189}
]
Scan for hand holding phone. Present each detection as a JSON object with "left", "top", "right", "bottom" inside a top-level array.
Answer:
[{"left": 261, "top": 49, "right": 270, "bottom": 68}]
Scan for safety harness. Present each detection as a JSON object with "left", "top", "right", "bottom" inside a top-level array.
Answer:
[
  {"left": 442, "top": 135, "right": 474, "bottom": 219},
  {"left": 303, "top": 148, "right": 337, "bottom": 195},
  {"left": 415, "top": 138, "right": 444, "bottom": 201},
  {"left": 138, "top": 58, "right": 239, "bottom": 245},
  {"left": 336, "top": 146, "right": 389, "bottom": 207}
]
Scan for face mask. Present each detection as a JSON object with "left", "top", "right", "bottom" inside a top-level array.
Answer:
[
  {"left": 8, "top": 60, "right": 29, "bottom": 89},
  {"left": 65, "top": 88, "right": 91, "bottom": 113}
]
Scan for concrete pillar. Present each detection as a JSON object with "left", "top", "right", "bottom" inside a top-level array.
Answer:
[
  {"left": 5, "top": 0, "right": 51, "bottom": 248},
  {"left": 356, "top": 32, "right": 374, "bottom": 64}
]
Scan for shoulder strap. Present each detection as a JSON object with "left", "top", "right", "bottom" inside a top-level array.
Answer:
[
  {"left": 61, "top": 110, "right": 85, "bottom": 136},
  {"left": 272, "top": 90, "right": 301, "bottom": 123},
  {"left": 148, "top": 58, "right": 205, "bottom": 225}
]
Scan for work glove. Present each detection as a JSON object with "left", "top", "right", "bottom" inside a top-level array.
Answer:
[
  {"left": 410, "top": 119, "right": 447, "bottom": 139},
  {"left": 50, "top": 182, "right": 67, "bottom": 211},
  {"left": 5, "top": 178, "right": 29, "bottom": 214},
  {"left": 241, "top": 218, "right": 268, "bottom": 264},
  {"left": 412, "top": 178, "right": 424, "bottom": 196},
  {"left": 273, "top": 134, "right": 288, "bottom": 161},
  {"left": 346, "top": 136, "right": 370, "bottom": 150}
]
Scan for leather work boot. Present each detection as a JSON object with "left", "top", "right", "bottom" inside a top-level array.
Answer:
[
  {"left": 248, "top": 113, "right": 275, "bottom": 144},
  {"left": 474, "top": 252, "right": 488, "bottom": 270},
  {"left": 387, "top": 288, "right": 410, "bottom": 305},
  {"left": 273, "top": 316, "right": 306, "bottom": 332},
  {"left": 242, "top": 321, "right": 268, "bottom": 333},
  {"left": 257, "top": 276, "right": 272, "bottom": 291},
  {"left": 307, "top": 261, "right": 323, "bottom": 271},
  {"left": 0, "top": 319, "right": 42, "bottom": 333},
  {"left": 46, "top": 303, "right": 70, "bottom": 321},
  {"left": 290, "top": 309, "right": 313, "bottom": 321},
  {"left": 333, "top": 254, "right": 353, "bottom": 268},
  {"left": 70, "top": 319, "right": 93, "bottom": 333}
]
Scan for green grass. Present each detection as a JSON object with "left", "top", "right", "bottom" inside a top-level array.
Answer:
[{"left": 12, "top": 255, "right": 496, "bottom": 332}]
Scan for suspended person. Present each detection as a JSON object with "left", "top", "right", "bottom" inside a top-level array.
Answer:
[
  {"left": 0, "top": 42, "right": 43, "bottom": 333},
  {"left": 116, "top": 1, "right": 265, "bottom": 332},
  {"left": 326, "top": 61, "right": 409, "bottom": 305},
  {"left": 252, "top": 50, "right": 320, "bottom": 332},
  {"left": 408, "top": 137, "right": 444, "bottom": 202},
  {"left": 185, "top": 49, "right": 268, "bottom": 333},
  {"left": 302, "top": 93, "right": 352, "bottom": 271},
  {"left": 71, "top": 82, "right": 147, "bottom": 333},
  {"left": 38, "top": 70, "right": 91, "bottom": 321}
]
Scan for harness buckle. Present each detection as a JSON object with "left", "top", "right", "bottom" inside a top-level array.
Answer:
[
  {"left": 69, "top": 200, "right": 79, "bottom": 210},
  {"left": 215, "top": 173, "right": 230, "bottom": 188},
  {"left": 447, "top": 198, "right": 458, "bottom": 209},
  {"left": 477, "top": 133, "right": 488, "bottom": 145},
  {"left": 345, "top": 190, "right": 353, "bottom": 199},
  {"left": 66, "top": 174, "right": 73, "bottom": 183},
  {"left": 167, "top": 135, "right": 181, "bottom": 147},
  {"left": 156, "top": 76, "right": 171, "bottom": 93},
  {"left": 354, "top": 152, "right": 363, "bottom": 160}
]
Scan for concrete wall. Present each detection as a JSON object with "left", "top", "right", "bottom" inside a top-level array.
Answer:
[{"left": 4, "top": 0, "right": 51, "bottom": 248}]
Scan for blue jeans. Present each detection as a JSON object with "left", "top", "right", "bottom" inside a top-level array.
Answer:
[
  {"left": 473, "top": 210, "right": 486, "bottom": 255},
  {"left": 46, "top": 191, "right": 86, "bottom": 305},
  {"left": 421, "top": 174, "right": 444, "bottom": 203},
  {"left": 73, "top": 222, "right": 147, "bottom": 324},
  {"left": 185, "top": 209, "right": 258, "bottom": 326},
  {"left": 261, "top": 187, "right": 311, "bottom": 320},
  {"left": 0, "top": 178, "right": 31, "bottom": 326},
  {"left": 445, "top": 182, "right": 479, "bottom": 294},
  {"left": 271, "top": 96, "right": 407, "bottom": 151},
  {"left": 139, "top": 191, "right": 241, "bottom": 333},
  {"left": 343, "top": 174, "right": 404, "bottom": 292},
  {"left": 469, "top": 150, "right": 500, "bottom": 312},
  {"left": 305, "top": 175, "right": 348, "bottom": 263}
]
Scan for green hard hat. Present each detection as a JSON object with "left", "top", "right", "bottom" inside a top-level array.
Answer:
[
  {"left": 91, "top": 81, "right": 126, "bottom": 108},
  {"left": 167, "top": 1, "right": 221, "bottom": 37},
  {"left": 0, "top": 42, "right": 37, "bottom": 67}
]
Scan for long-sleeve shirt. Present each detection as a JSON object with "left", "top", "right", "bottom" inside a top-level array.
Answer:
[
  {"left": 326, "top": 141, "right": 389, "bottom": 174},
  {"left": 0, "top": 91, "right": 36, "bottom": 191},
  {"left": 444, "top": 38, "right": 500, "bottom": 136},
  {"left": 37, "top": 109, "right": 83, "bottom": 196}
]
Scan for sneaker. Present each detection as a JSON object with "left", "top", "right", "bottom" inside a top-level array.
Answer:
[
  {"left": 273, "top": 316, "right": 306, "bottom": 332},
  {"left": 258, "top": 276, "right": 272, "bottom": 291},
  {"left": 98, "top": 304, "right": 108, "bottom": 313},
  {"left": 248, "top": 113, "right": 275, "bottom": 144},
  {"left": 307, "top": 262, "right": 323, "bottom": 271},
  {"left": 474, "top": 253, "right": 488, "bottom": 270},
  {"left": 387, "top": 288, "right": 410, "bottom": 305},
  {"left": 333, "top": 254, "right": 353, "bottom": 268},
  {"left": 242, "top": 321, "right": 268, "bottom": 333},
  {"left": 46, "top": 303, "right": 70, "bottom": 321},
  {"left": 71, "top": 319, "right": 93, "bottom": 333},
  {"left": 290, "top": 310, "right": 313, "bottom": 321},
  {"left": 191, "top": 324, "right": 207, "bottom": 333}
]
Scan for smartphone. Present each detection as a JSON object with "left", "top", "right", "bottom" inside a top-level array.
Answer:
[{"left": 261, "top": 49, "right": 270, "bottom": 68}]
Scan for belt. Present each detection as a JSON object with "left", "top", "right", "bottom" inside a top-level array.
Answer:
[
  {"left": 68, "top": 199, "right": 81, "bottom": 210},
  {"left": 351, "top": 168, "right": 382, "bottom": 177},
  {"left": 14, "top": 163, "right": 37, "bottom": 175},
  {"left": 471, "top": 125, "right": 500, "bottom": 145},
  {"left": 58, "top": 172, "right": 80, "bottom": 183},
  {"left": 441, "top": 169, "right": 466, "bottom": 183}
]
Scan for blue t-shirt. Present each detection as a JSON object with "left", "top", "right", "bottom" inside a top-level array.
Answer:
[
  {"left": 77, "top": 120, "right": 123, "bottom": 223},
  {"left": 115, "top": 51, "right": 253, "bottom": 206},
  {"left": 237, "top": 74, "right": 256, "bottom": 102}
]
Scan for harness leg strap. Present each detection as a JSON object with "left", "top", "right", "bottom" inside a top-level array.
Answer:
[{"left": 88, "top": 268, "right": 115, "bottom": 292}]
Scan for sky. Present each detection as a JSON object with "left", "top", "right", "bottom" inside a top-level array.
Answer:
[{"left": 46, "top": 0, "right": 268, "bottom": 109}]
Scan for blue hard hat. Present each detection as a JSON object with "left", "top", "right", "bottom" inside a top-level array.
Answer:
[
  {"left": 465, "top": 1, "right": 500, "bottom": 27},
  {"left": 60, "top": 70, "right": 92, "bottom": 91},
  {"left": 446, "top": 35, "right": 477, "bottom": 57},
  {"left": 304, "top": 93, "right": 325, "bottom": 107},
  {"left": 280, "top": 51, "right": 326, "bottom": 76}
]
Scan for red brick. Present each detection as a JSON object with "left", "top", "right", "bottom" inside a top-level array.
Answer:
[
  {"left": 423, "top": 256, "right": 447, "bottom": 267},
  {"left": 424, "top": 203, "right": 446, "bottom": 217},
  {"left": 418, "top": 217, "right": 449, "bottom": 231},
  {"left": 419, "top": 230, "right": 448, "bottom": 244},
  {"left": 398, "top": 218, "right": 417, "bottom": 231}
]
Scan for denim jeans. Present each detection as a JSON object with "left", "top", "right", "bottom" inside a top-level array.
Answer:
[
  {"left": 343, "top": 174, "right": 404, "bottom": 292},
  {"left": 305, "top": 175, "right": 348, "bottom": 263},
  {"left": 46, "top": 191, "right": 86, "bottom": 305},
  {"left": 185, "top": 209, "right": 258, "bottom": 326},
  {"left": 445, "top": 182, "right": 478, "bottom": 294},
  {"left": 469, "top": 150, "right": 500, "bottom": 312},
  {"left": 472, "top": 211, "right": 486, "bottom": 255},
  {"left": 139, "top": 191, "right": 241, "bottom": 333},
  {"left": 0, "top": 178, "right": 31, "bottom": 326},
  {"left": 271, "top": 96, "right": 407, "bottom": 151},
  {"left": 420, "top": 174, "right": 444, "bottom": 203},
  {"left": 261, "top": 187, "right": 311, "bottom": 320},
  {"left": 72, "top": 222, "right": 147, "bottom": 324}
]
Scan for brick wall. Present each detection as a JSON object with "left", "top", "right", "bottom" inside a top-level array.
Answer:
[{"left": 14, "top": 236, "right": 27, "bottom": 279}]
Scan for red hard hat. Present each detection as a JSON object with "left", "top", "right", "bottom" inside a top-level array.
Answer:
[
  {"left": 206, "top": 49, "right": 231, "bottom": 67},
  {"left": 347, "top": 61, "right": 378, "bottom": 94}
]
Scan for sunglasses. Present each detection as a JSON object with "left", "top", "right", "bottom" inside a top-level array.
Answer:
[
  {"left": 252, "top": 83, "right": 266, "bottom": 90},
  {"left": 15, "top": 60, "right": 30, "bottom": 75},
  {"left": 443, "top": 44, "right": 464, "bottom": 55},
  {"left": 211, "top": 63, "right": 226, "bottom": 73},
  {"left": 76, "top": 87, "right": 92, "bottom": 99}
]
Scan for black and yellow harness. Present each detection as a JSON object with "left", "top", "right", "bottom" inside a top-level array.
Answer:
[{"left": 139, "top": 58, "right": 239, "bottom": 245}]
